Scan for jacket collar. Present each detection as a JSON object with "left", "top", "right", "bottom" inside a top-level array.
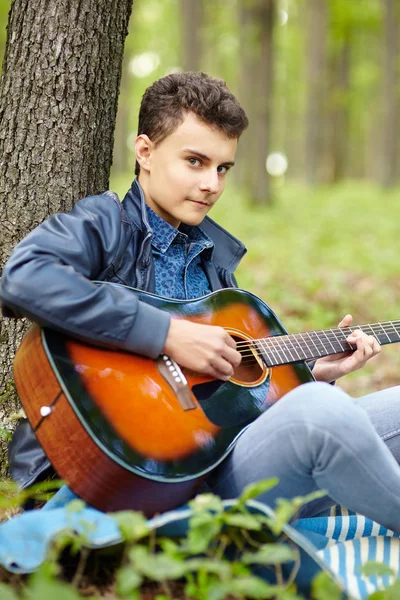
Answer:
[{"left": 122, "top": 179, "right": 247, "bottom": 272}]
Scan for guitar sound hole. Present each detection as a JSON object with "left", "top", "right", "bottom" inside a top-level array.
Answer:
[{"left": 232, "top": 335, "right": 265, "bottom": 383}]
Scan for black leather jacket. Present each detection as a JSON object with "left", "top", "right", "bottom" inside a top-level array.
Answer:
[{"left": 1, "top": 179, "right": 247, "bottom": 487}]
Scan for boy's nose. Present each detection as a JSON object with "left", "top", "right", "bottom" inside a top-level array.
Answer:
[{"left": 199, "top": 171, "right": 219, "bottom": 194}]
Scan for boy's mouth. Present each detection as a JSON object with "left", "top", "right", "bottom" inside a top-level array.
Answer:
[{"left": 189, "top": 199, "right": 209, "bottom": 207}]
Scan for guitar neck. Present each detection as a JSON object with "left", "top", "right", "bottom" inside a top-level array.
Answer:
[{"left": 256, "top": 320, "right": 400, "bottom": 367}]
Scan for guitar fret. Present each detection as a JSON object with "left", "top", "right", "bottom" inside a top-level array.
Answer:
[
  {"left": 329, "top": 328, "right": 348, "bottom": 352},
  {"left": 375, "top": 322, "right": 391, "bottom": 343},
  {"left": 320, "top": 329, "right": 337, "bottom": 353},
  {"left": 285, "top": 336, "right": 303, "bottom": 361},
  {"left": 275, "top": 341, "right": 290, "bottom": 364},
  {"left": 307, "top": 334, "right": 334, "bottom": 356},
  {"left": 365, "top": 323, "right": 378, "bottom": 341},
  {"left": 339, "top": 327, "right": 356, "bottom": 351},
  {"left": 297, "top": 332, "right": 314, "bottom": 357},
  {"left": 389, "top": 321, "right": 400, "bottom": 342},
  {"left": 258, "top": 338, "right": 284, "bottom": 366},
  {"left": 276, "top": 337, "right": 295, "bottom": 363},
  {"left": 305, "top": 332, "right": 322, "bottom": 356},
  {"left": 253, "top": 320, "right": 400, "bottom": 367}
]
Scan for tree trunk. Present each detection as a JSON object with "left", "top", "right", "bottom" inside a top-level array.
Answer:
[
  {"left": 323, "top": 32, "right": 351, "bottom": 183},
  {"left": 0, "top": 0, "right": 133, "bottom": 476},
  {"left": 381, "top": 0, "right": 399, "bottom": 187},
  {"left": 304, "top": 0, "right": 327, "bottom": 185},
  {"left": 180, "top": 0, "right": 203, "bottom": 72},
  {"left": 236, "top": 0, "right": 276, "bottom": 205}
]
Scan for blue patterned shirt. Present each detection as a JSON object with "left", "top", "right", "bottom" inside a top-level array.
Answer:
[{"left": 146, "top": 205, "right": 213, "bottom": 299}]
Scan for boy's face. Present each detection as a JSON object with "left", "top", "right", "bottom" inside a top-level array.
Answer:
[{"left": 135, "top": 112, "right": 237, "bottom": 228}]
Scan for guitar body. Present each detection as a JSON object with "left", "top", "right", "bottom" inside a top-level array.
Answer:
[{"left": 14, "top": 286, "right": 314, "bottom": 515}]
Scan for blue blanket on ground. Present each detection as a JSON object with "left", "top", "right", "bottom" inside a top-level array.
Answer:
[{"left": 0, "top": 486, "right": 398, "bottom": 599}]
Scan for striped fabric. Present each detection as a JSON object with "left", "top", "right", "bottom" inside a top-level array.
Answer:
[{"left": 295, "top": 505, "right": 400, "bottom": 599}]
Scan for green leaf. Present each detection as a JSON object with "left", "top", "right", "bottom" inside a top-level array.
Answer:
[
  {"left": 112, "top": 510, "right": 149, "bottom": 542},
  {"left": 0, "top": 429, "right": 12, "bottom": 441},
  {"left": 189, "top": 493, "right": 224, "bottom": 514},
  {"left": 222, "top": 576, "right": 282, "bottom": 599},
  {"left": 186, "top": 512, "right": 222, "bottom": 553},
  {"left": 368, "top": 581, "right": 400, "bottom": 599},
  {"left": 27, "top": 479, "right": 65, "bottom": 495},
  {"left": 66, "top": 500, "right": 86, "bottom": 514},
  {"left": 242, "top": 543, "right": 297, "bottom": 565},
  {"left": 158, "top": 537, "right": 180, "bottom": 555},
  {"left": 184, "top": 557, "right": 232, "bottom": 578},
  {"left": 275, "top": 586, "right": 306, "bottom": 600},
  {"left": 129, "top": 545, "right": 186, "bottom": 580},
  {"left": 116, "top": 565, "right": 143, "bottom": 596},
  {"left": 238, "top": 478, "right": 279, "bottom": 504},
  {"left": 25, "top": 578, "right": 83, "bottom": 600},
  {"left": 361, "top": 560, "right": 395, "bottom": 578},
  {"left": 311, "top": 571, "right": 343, "bottom": 600},
  {"left": 0, "top": 583, "right": 19, "bottom": 600},
  {"left": 223, "top": 512, "right": 262, "bottom": 530},
  {"left": 272, "top": 490, "right": 327, "bottom": 534},
  {"left": 186, "top": 580, "right": 229, "bottom": 600},
  {"left": 29, "top": 561, "right": 59, "bottom": 583}
]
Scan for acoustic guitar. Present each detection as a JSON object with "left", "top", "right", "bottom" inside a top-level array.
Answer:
[{"left": 13, "top": 284, "right": 400, "bottom": 515}]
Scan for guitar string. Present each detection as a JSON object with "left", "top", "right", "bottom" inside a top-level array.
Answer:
[
  {"left": 234, "top": 321, "right": 400, "bottom": 349},
  {"left": 236, "top": 334, "right": 396, "bottom": 361},
  {"left": 235, "top": 327, "right": 400, "bottom": 353},
  {"left": 234, "top": 324, "right": 400, "bottom": 363},
  {"left": 235, "top": 329, "right": 399, "bottom": 354},
  {"left": 234, "top": 324, "right": 400, "bottom": 355}
]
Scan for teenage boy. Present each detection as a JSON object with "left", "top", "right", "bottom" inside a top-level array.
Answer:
[{"left": 1, "top": 72, "right": 400, "bottom": 532}]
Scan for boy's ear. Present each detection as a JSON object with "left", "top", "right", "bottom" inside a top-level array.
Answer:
[{"left": 135, "top": 134, "right": 153, "bottom": 173}]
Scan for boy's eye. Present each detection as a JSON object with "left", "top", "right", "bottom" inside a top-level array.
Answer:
[
  {"left": 188, "top": 157, "right": 201, "bottom": 166},
  {"left": 217, "top": 165, "right": 228, "bottom": 174}
]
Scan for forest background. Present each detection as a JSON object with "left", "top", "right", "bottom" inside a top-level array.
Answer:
[{"left": 0, "top": 0, "right": 399, "bottom": 403}]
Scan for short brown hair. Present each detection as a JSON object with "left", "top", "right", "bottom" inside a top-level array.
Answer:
[{"left": 135, "top": 71, "right": 248, "bottom": 175}]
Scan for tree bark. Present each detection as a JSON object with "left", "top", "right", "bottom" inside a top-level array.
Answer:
[
  {"left": 304, "top": 0, "right": 327, "bottom": 185},
  {"left": 381, "top": 0, "right": 399, "bottom": 187},
  {"left": 0, "top": 0, "right": 133, "bottom": 476}
]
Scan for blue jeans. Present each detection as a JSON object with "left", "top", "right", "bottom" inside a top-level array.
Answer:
[{"left": 207, "top": 382, "right": 400, "bottom": 533}]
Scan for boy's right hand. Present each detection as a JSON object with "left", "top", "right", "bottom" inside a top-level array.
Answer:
[{"left": 162, "top": 318, "right": 242, "bottom": 381}]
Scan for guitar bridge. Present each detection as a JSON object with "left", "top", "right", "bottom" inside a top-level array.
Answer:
[{"left": 157, "top": 355, "right": 197, "bottom": 411}]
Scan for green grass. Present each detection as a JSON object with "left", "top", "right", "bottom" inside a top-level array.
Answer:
[{"left": 110, "top": 174, "right": 400, "bottom": 396}]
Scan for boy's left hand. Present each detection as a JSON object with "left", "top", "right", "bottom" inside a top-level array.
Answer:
[{"left": 312, "top": 314, "right": 381, "bottom": 383}]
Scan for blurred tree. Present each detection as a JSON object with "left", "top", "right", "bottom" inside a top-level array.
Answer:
[
  {"left": 0, "top": 0, "right": 133, "bottom": 475},
  {"left": 113, "top": 52, "right": 133, "bottom": 174},
  {"left": 0, "top": 0, "right": 11, "bottom": 68},
  {"left": 304, "top": 0, "right": 327, "bottom": 185},
  {"left": 202, "top": 0, "right": 238, "bottom": 85},
  {"left": 381, "top": 0, "right": 399, "bottom": 187},
  {"left": 237, "top": 0, "right": 276, "bottom": 204},
  {"left": 110, "top": 0, "right": 180, "bottom": 183},
  {"left": 322, "top": 0, "right": 353, "bottom": 183},
  {"left": 180, "top": 0, "right": 204, "bottom": 71}
]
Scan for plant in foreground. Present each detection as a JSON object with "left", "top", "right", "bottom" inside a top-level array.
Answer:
[{"left": 0, "top": 478, "right": 398, "bottom": 599}]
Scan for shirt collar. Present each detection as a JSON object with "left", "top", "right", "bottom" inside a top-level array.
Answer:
[
  {"left": 146, "top": 205, "right": 178, "bottom": 253},
  {"left": 145, "top": 204, "right": 214, "bottom": 257}
]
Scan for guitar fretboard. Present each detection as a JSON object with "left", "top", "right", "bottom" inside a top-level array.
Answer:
[{"left": 253, "top": 321, "right": 400, "bottom": 367}]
